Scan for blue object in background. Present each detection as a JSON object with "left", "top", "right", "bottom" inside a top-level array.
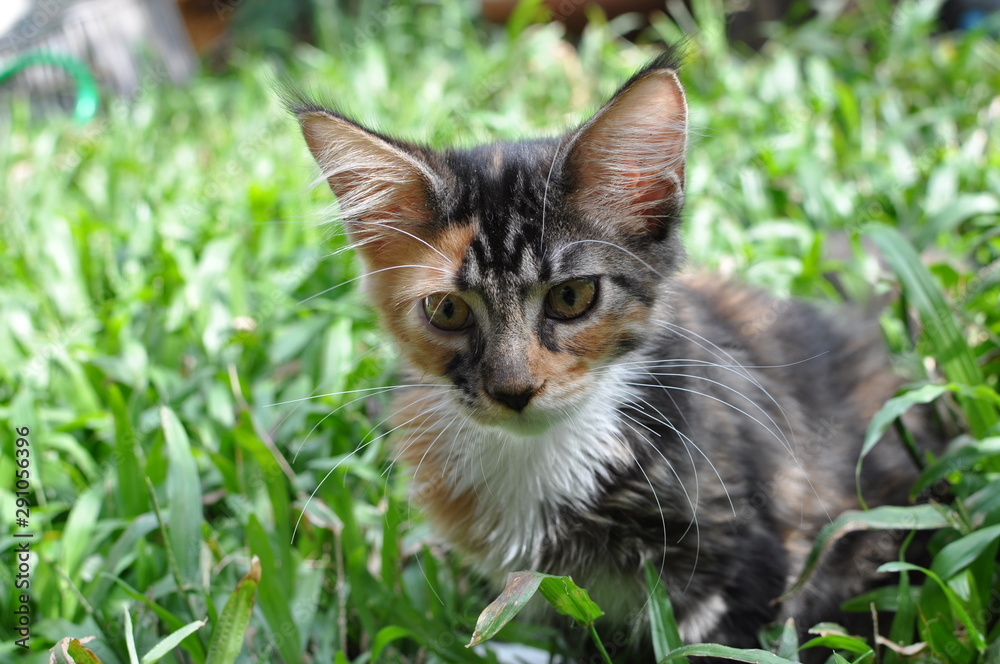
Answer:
[{"left": 942, "top": 0, "right": 1000, "bottom": 29}]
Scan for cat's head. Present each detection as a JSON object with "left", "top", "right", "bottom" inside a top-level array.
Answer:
[{"left": 295, "top": 54, "right": 687, "bottom": 433}]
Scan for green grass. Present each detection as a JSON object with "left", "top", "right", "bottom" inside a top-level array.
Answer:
[{"left": 1, "top": 0, "right": 999, "bottom": 662}]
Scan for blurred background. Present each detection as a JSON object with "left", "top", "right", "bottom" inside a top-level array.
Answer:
[
  {"left": 1, "top": 0, "right": 997, "bottom": 120},
  {"left": 1, "top": 1, "right": 999, "bottom": 663}
]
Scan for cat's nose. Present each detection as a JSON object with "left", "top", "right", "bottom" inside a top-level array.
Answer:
[{"left": 488, "top": 386, "right": 538, "bottom": 412}]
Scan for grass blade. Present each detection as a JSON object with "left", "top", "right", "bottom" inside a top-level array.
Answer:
[
  {"left": 247, "top": 515, "right": 304, "bottom": 664},
  {"left": 645, "top": 561, "right": 687, "bottom": 663},
  {"left": 85, "top": 513, "right": 159, "bottom": 611},
  {"left": 855, "top": 383, "right": 949, "bottom": 507},
  {"left": 205, "top": 557, "right": 261, "bottom": 664},
  {"left": 879, "top": 562, "right": 986, "bottom": 652},
  {"left": 124, "top": 607, "right": 140, "bottom": 664},
  {"left": 866, "top": 223, "right": 998, "bottom": 437},
  {"left": 108, "top": 384, "right": 147, "bottom": 517},
  {"left": 884, "top": 533, "right": 918, "bottom": 664},
  {"left": 49, "top": 637, "right": 101, "bottom": 664},
  {"left": 161, "top": 406, "right": 203, "bottom": 587},
  {"left": 59, "top": 484, "right": 103, "bottom": 616},
  {"left": 930, "top": 524, "right": 1000, "bottom": 581},
  {"left": 877, "top": 562, "right": 986, "bottom": 652},
  {"left": 663, "top": 644, "right": 799, "bottom": 662},
  {"left": 468, "top": 570, "right": 605, "bottom": 648},
  {"left": 784, "top": 504, "right": 950, "bottom": 598},
  {"left": 141, "top": 619, "right": 209, "bottom": 664},
  {"left": 537, "top": 575, "right": 605, "bottom": 627},
  {"left": 371, "top": 626, "right": 418, "bottom": 661},
  {"left": 62, "top": 639, "right": 104, "bottom": 664},
  {"left": 773, "top": 619, "right": 800, "bottom": 661}
]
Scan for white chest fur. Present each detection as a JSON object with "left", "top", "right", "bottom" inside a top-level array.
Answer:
[{"left": 431, "top": 370, "right": 636, "bottom": 573}]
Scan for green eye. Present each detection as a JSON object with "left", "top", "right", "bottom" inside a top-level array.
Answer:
[
  {"left": 545, "top": 278, "right": 598, "bottom": 320},
  {"left": 423, "top": 293, "right": 472, "bottom": 331}
]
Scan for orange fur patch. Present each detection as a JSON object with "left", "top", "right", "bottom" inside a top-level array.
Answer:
[
  {"left": 368, "top": 223, "right": 477, "bottom": 376},
  {"left": 524, "top": 336, "right": 587, "bottom": 380},
  {"left": 565, "top": 309, "right": 645, "bottom": 359}
]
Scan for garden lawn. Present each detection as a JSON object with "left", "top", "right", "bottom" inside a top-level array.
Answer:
[{"left": 1, "top": 0, "right": 999, "bottom": 662}]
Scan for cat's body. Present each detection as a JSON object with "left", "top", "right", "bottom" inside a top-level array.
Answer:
[
  {"left": 294, "top": 53, "right": 931, "bottom": 657},
  {"left": 396, "top": 275, "right": 919, "bottom": 648}
]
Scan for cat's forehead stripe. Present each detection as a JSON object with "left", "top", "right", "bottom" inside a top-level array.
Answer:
[{"left": 443, "top": 142, "right": 557, "bottom": 280}]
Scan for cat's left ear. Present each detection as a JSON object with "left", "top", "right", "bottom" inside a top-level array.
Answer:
[{"left": 564, "top": 56, "right": 688, "bottom": 240}]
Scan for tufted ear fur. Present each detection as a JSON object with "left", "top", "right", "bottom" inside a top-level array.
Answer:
[
  {"left": 296, "top": 108, "right": 438, "bottom": 258},
  {"left": 564, "top": 56, "right": 688, "bottom": 240}
]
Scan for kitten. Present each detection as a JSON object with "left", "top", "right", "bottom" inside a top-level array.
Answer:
[{"left": 293, "top": 53, "right": 933, "bottom": 658}]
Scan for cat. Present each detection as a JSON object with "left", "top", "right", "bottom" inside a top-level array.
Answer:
[{"left": 292, "top": 52, "right": 935, "bottom": 660}]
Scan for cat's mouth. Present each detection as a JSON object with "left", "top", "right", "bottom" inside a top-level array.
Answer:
[
  {"left": 487, "top": 410, "right": 560, "bottom": 436},
  {"left": 466, "top": 391, "right": 581, "bottom": 436}
]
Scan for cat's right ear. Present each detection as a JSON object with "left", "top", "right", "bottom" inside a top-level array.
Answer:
[{"left": 295, "top": 108, "right": 437, "bottom": 252}]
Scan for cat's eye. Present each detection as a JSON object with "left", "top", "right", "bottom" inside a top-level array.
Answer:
[
  {"left": 423, "top": 293, "right": 473, "bottom": 331},
  {"left": 545, "top": 278, "right": 598, "bottom": 320}
]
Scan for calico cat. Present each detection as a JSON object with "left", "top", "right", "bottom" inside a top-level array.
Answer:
[{"left": 293, "top": 52, "right": 933, "bottom": 658}]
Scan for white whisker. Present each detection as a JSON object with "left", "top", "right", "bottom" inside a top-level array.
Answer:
[
  {"left": 291, "top": 387, "right": 448, "bottom": 541},
  {"left": 266, "top": 383, "right": 441, "bottom": 408},
  {"left": 597, "top": 356, "right": 823, "bottom": 372},
  {"left": 399, "top": 408, "right": 467, "bottom": 609},
  {"left": 539, "top": 137, "right": 564, "bottom": 258},
  {"left": 655, "top": 319, "right": 803, "bottom": 452},
  {"left": 386, "top": 400, "right": 459, "bottom": 476},
  {"left": 373, "top": 397, "right": 454, "bottom": 465},
  {"left": 612, "top": 416, "right": 701, "bottom": 591},
  {"left": 360, "top": 220, "right": 455, "bottom": 266},
  {"left": 618, "top": 380, "right": 788, "bottom": 457},
  {"left": 554, "top": 239, "right": 665, "bottom": 278},
  {"left": 632, "top": 371, "right": 792, "bottom": 456},
  {"left": 285, "top": 385, "right": 446, "bottom": 461},
  {"left": 298, "top": 264, "right": 452, "bottom": 305},
  {"left": 618, "top": 389, "right": 737, "bottom": 520}
]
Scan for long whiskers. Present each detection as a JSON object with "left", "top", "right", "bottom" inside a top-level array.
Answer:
[
  {"left": 655, "top": 319, "right": 803, "bottom": 451},
  {"left": 553, "top": 239, "right": 666, "bottom": 279},
  {"left": 298, "top": 263, "right": 452, "bottom": 305},
  {"left": 289, "top": 386, "right": 401, "bottom": 462},
  {"left": 619, "top": 380, "right": 791, "bottom": 458},
  {"left": 387, "top": 398, "right": 461, "bottom": 473},
  {"left": 265, "top": 382, "right": 446, "bottom": 462},
  {"left": 610, "top": 415, "right": 701, "bottom": 591},
  {"left": 616, "top": 388, "right": 736, "bottom": 518},
  {"left": 266, "top": 383, "right": 442, "bottom": 409},
  {"left": 395, "top": 407, "right": 469, "bottom": 608},
  {"left": 290, "top": 386, "right": 449, "bottom": 541},
  {"left": 600, "top": 356, "right": 824, "bottom": 372},
  {"left": 358, "top": 220, "right": 455, "bottom": 267},
  {"left": 594, "top": 357, "right": 790, "bottom": 452},
  {"left": 628, "top": 371, "right": 792, "bottom": 456},
  {"left": 614, "top": 404, "right": 702, "bottom": 531},
  {"left": 260, "top": 344, "right": 382, "bottom": 456},
  {"left": 603, "top": 350, "right": 832, "bottom": 522},
  {"left": 647, "top": 327, "right": 832, "bottom": 518}
]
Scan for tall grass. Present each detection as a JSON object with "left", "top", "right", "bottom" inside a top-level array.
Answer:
[{"left": 1, "top": 0, "right": 998, "bottom": 662}]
